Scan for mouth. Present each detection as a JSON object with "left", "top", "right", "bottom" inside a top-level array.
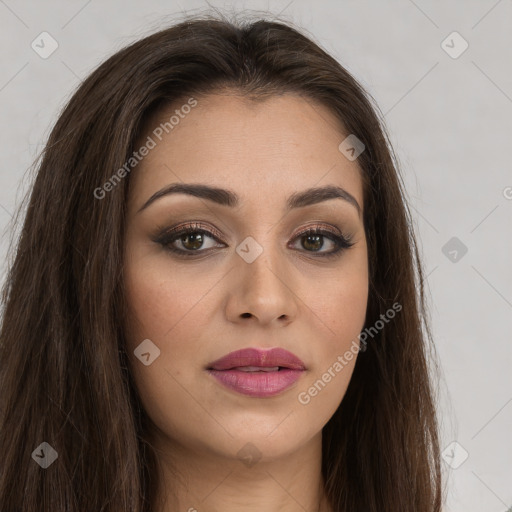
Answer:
[
  {"left": 228, "top": 366, "right": 283, "bottom": 372},
  {"left": 206, "top": 347, "right": 306, "bottom": 371},
  {"left": 206, "top": 347, "right": 306, "bottom": 397}
]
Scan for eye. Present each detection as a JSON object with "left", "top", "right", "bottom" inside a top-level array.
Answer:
[
  {"left": 154, "top": 222, "right": 225, "bottom": 256},
  {"left": 153, "top": 222, "right": 354, "bottom": 258},
  {"left": 289, "top": 226, "right": 354, "bottom": 259}
]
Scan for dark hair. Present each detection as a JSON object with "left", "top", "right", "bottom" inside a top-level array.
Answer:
[{"left": 0, "top": 10, "right": 443, "bottom": 511}]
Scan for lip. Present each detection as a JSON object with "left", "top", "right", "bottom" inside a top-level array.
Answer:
[{"left": 206, "top": 347, "right": 306, "bottom": 398}]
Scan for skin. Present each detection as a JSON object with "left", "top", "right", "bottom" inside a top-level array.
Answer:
[{"left": 123, "top": 92, "right": 369, "bottom": 512}]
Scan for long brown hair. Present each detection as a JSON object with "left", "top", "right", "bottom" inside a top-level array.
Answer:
[{"left": 0, "top": 10, "right": 444, "bottom": 511}]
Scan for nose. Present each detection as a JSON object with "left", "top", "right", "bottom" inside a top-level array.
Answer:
[{"left": 225, "top": 242, "right": 299, "bottom": 327}]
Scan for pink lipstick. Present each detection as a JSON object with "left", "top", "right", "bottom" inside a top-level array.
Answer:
[{"left": 206, "top": 347, "right": 306, "bottom": 398}]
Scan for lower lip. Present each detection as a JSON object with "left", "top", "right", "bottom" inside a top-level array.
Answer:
[{"left": 207, "top": 368, "right": 304, "bottom": 397}]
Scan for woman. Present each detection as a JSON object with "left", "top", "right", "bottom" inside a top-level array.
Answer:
[{"left": 0, "top": 11, "right": 444, "bottom": 512}]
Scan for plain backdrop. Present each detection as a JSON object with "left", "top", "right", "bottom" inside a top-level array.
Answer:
[{"left": 0, "top": 1, "right": 511, "bottom": 511}]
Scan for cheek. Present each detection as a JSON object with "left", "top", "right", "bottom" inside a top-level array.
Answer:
[
  {"left": 314, "top": 277, "right": 368, "bottom": 340},
  {"left": 122, "top": 247, "right": 231, "bottom": 410},
  {"left": 294, "top": 278, "right": 367, "bottom": 425},
  {"left": 122, "top": 255, "right": 217, "bottom": 442},
  {"left": 296, "top": 252, "right": 368, "bottom": 409},
  {"left": 123, "top": 251, "right": 215, "bottom": 346},
  {"left": 307, "top": 251, "right": 369, "bottom": 346}
]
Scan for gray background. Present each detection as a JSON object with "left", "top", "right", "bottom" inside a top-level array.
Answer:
[{"left": 1, "top": 1, "right": 511, "bottom": 510}]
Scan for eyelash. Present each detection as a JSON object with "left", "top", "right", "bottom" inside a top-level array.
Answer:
[{"left": 153, "top": 222, "right": 355, "bottom": 259}]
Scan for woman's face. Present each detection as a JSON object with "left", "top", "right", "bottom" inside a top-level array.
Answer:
[{"left": 123, "top": 92, "right": 368, "bottom": 463}]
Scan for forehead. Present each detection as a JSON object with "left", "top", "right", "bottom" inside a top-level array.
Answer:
[{"left": 129, "top": 92, "right": 364, "bottom": 213}]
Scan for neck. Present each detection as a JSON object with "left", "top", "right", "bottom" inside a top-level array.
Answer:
[{"left": 149, "top": 429, "right": 332, "bottom": 512}]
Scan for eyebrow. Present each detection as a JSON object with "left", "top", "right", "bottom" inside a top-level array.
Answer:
[{"left": 136, "top": 183, "right": 361, "bottom": 216}]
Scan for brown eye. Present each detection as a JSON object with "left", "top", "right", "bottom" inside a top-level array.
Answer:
[
  {"left": 178, "top": 232, "right": 207, "bottom": 251},
  {"left": 301, "top": 233, "right": 324, "bottom": 252},
  {"left": 290, "top": 227, "right": 354, "bottom": 258},
  {"left": 154, "top": 223, "right": 354, "bottom": 259},
  {"left": 153, "top": 222, "right": 225, "bottom": 257}
]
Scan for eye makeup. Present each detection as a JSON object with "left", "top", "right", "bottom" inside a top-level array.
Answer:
[{"left": 151, "top": 221, "right": 355, "bottom": 260}]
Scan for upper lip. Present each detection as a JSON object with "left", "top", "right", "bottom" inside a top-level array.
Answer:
[{"left": 207, "top": 347, "right": 306, "bottom": 371}]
